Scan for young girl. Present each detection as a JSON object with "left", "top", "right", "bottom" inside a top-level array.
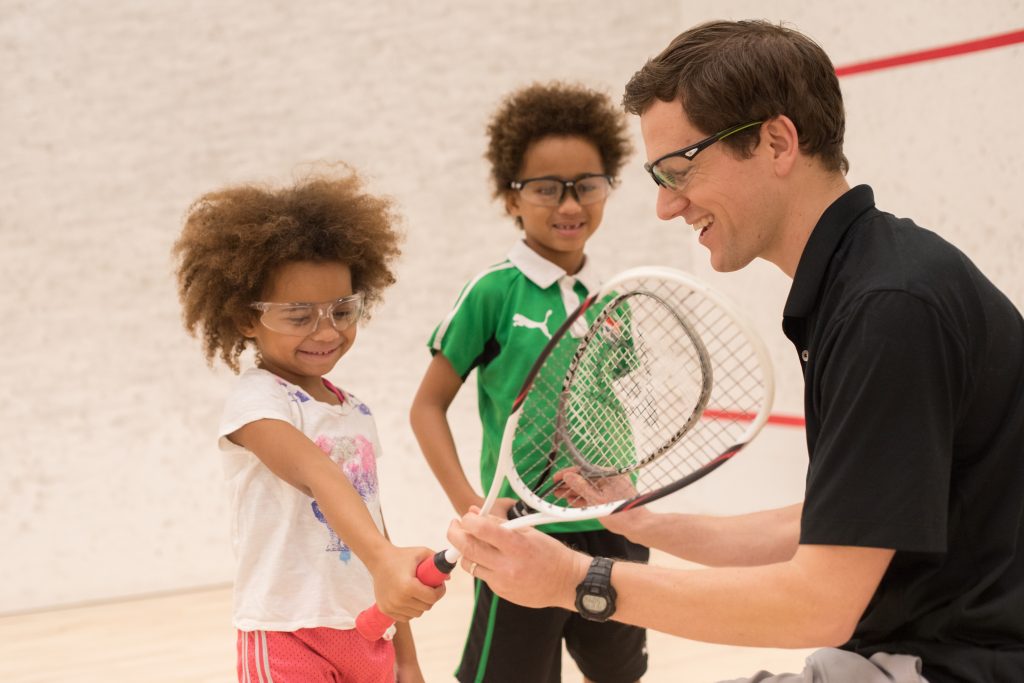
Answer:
[
  {"left": 173, "top": 169, "right": 440, "bottom": 683},
  {"left": 411, "top": 82, "right": 648, "bottom": 683}
]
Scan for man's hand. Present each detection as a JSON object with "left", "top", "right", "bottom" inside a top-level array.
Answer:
[
  {"left": 552, "top": 467, "right": 636, "bottom": 505},
  {"left": 552, "top": 467, "right": 651, "bottom": 538},
  {"left": 446, "top": 508, "right": 589, "bottom": 611}
]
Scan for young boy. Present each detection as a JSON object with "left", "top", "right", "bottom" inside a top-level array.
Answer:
[{"left": 411, "top": 82, "right": 646, "bottom": 683}]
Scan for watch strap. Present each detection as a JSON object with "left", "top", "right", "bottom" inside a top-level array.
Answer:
[{"left": 575, "top": 556, "right": 617, "bottom": 621}]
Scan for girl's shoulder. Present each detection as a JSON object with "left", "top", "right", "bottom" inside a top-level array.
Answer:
[
  {"left": 321, "top": 379, "right": 375, "bottom": 418},
  {"left": 234, "top": 367, "right": 298, "bottom": 396},
  {"left": 228, "top": 368, "right": 327, "bottom": 414}
]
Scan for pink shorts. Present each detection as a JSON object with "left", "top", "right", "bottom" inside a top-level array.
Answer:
[{"left": 237, "top": 627, "right": 396, "bottom": 683}]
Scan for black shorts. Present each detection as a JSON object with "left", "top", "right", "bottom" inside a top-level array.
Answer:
[{"left": 455, "top": 529, "right": 649, "bottom": 683}]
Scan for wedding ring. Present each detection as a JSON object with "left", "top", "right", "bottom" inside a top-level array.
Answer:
[{"left": 469, "top": 562, "right": 479, "bottom": 577}]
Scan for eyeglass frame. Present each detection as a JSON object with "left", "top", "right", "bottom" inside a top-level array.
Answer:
[
  {"left": 643, "top": 121, "right": 764, "bottom": 189},
  {"left": 508, "top": 173, "right": 614, "bottom": 207},
  {"left": 250, "top": 292, "right": 365, "bottom": 336}
]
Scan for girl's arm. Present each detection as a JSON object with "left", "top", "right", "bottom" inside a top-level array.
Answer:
[
  {"left": 410, "top": 354, "right": 484, "bottom": 515},
  {"left": 391, "top": 622, "right": 424, "bottom": 683},
  {"left": 381, "top": 516, "right": 425, "bottom": 683},
  {"left": 230, "top": 419, "right": 441, "bottom": 621}
]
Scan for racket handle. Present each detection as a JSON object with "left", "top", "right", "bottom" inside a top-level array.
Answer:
[{"left": 355, "top": 550, "right": 455, "bottom": 640}]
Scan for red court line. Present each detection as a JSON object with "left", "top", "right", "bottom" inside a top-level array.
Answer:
[
  {"left": 835, "top": 29, "right": 1024, "bottom": 77},
  {"left": 703, "top": 409, "right": 806, "bottom": 428}
]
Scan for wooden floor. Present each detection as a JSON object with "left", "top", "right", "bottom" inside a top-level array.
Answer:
[{"left": 0, "top": 558, "right": 814, "bottom": 682}]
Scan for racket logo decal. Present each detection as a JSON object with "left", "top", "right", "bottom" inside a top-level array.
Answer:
[{"left": 597, "top": 314, "right": 625, "bottom": 346}]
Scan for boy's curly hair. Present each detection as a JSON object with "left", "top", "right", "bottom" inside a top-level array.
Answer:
[
  {"left": 485, "top": 81, "right": 633, "bottom": 199},
  {"left": 173, "top": 167, "right": 402, "bottom": 372}
]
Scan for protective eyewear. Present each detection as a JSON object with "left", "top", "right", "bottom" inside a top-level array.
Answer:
[
  {"left": 644, "top": 121, "right": 763, "bottom": 190},
  {"left": 251, "top": 293, "right": 364, "bottom": 336}
]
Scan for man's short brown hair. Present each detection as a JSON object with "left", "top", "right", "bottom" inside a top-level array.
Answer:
[{"left": 624, "top": 20, "right": 849, "bottom": 173}]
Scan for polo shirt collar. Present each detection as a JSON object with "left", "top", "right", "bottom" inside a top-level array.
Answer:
[
  {"left": 507, "top": 239, "right": 601, "bottom": 293},
  {"left": 783, "top": 184, "right": 876, "bottom": 318}
]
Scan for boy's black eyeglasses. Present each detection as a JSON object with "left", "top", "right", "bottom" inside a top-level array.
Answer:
[
  {"left": 643, "top": 121, "right": 763, "bottom": 190},
  {"left": 509, "top": 174, "right": 613, "bottom": 207}
]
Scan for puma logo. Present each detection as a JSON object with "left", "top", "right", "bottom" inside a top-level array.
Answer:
[{"left": 512, "top": 310, "right": 553, "bottom": 339}]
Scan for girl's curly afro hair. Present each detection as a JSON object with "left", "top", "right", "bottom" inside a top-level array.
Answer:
[{"left": 173, "top": 167, "right": 402, "bottom": 372}]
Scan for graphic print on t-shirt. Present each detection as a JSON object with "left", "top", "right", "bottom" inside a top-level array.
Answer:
[{"left": 310, "top": 432, "right": 381, "bottom": 562}]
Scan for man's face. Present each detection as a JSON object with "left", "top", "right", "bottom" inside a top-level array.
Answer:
[{"left": 639, "top": 99, "right": 779, "bottom": 273}]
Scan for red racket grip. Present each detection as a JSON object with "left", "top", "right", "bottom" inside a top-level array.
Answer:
[{"left": 355, "top": 550, "right": 454, "bottom": 640}]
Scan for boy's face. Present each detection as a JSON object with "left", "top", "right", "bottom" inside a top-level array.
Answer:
[
  {"left": 242, "top": 260, "right": 357, "bottom": 393},
  {"left": 505, "top": 135, "right": 607, "bottom": 275},
  {"left": 640, "top": 99, "right": 780, "bottom": 273}
]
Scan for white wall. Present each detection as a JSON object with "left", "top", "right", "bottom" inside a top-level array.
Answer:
[{"left": 1, "top": 0, "right": 1021, "bottom": 613}]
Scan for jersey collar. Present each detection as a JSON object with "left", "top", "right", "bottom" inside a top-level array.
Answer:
[{"left": 508, "top": 239, "right": 602, "bottom": 293}]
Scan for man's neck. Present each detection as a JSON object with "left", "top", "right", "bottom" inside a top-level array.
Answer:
[{"left": 772, "top": 171, "right": 850, "bottom": 278}]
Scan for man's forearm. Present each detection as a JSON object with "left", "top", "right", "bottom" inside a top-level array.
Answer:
[
  {"left": 555, "top": 542, "right": 891, "bottom": 649},
  {"left": 609, "top": 558, "right": 840, "bottom": 647},
  {"left": 611, "top": 503, "right": 802, "bottom": 567}
]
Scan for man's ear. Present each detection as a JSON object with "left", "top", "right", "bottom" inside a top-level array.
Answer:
[{"left": 763, "top": 115, "right": 800, "bottom": 176}]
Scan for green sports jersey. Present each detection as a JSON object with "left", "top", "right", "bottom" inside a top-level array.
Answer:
[{"left": 428, "top": 240, "right": 607, "bottom": 533}]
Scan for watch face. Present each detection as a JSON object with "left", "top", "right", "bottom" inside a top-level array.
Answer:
[{"left": 581, "top": 594, "right": 609, "bottom": 613}]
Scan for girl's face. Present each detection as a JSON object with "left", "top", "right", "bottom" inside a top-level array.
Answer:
[
  {"left": 505, "top": 135, "right": 608, "bottom": 275},
  {"left": 242, "top": 260, "right": 357, "bottom": 396}
]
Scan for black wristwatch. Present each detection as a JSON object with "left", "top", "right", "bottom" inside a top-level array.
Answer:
[{"left": 575, "top": 556, "right": 617, "bottom": 622}]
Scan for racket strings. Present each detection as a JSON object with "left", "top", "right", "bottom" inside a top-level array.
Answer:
[
  {"left": 635, "top": 288, "right": 765, "bottom": 496},
  {"left": 512, "top": 286, "right": 708, "bottom": 509},
  {"left": 510, "top": 274, "right": 769, "bottom": 514}
]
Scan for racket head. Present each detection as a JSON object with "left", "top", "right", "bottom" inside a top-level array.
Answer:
[
  {"left": 480, "top": 290, "right": 603, "bottom": 517},
  {"left": 503, "top": 266, "right": 775, "bottom": 520}
]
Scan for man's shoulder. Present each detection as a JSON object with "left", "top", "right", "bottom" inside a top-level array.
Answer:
[{"left": 838, "top": 211, "right": 967, "bottom": 294}]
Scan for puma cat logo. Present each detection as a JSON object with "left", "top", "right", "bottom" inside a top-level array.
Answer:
[{"left": 512, "top": 310, "right": 553, "bottom": 339}]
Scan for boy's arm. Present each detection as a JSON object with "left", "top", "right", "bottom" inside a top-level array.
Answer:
[
  {"left": 410, "top": 353, "right": 484, "bottom": 515},
  {"left": 230, "top": 419, "right": 441, "bottom": 620}
]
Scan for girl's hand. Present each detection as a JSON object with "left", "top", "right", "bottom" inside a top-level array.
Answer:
[{"left": 367, "top": 545, "right": 446, "bottom": 621}]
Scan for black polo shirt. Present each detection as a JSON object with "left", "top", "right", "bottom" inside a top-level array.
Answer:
[{"left": 782, "top": 185, "right": 1024, "bottom": 682}]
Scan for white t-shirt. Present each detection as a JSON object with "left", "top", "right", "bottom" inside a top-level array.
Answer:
[{"left": 218, "top": 368, "right": 386, "bottom": 632}]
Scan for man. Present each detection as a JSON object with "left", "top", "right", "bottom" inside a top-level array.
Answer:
[{"left": 446, "top": 20, "right": 1024, "bottom": 683}]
